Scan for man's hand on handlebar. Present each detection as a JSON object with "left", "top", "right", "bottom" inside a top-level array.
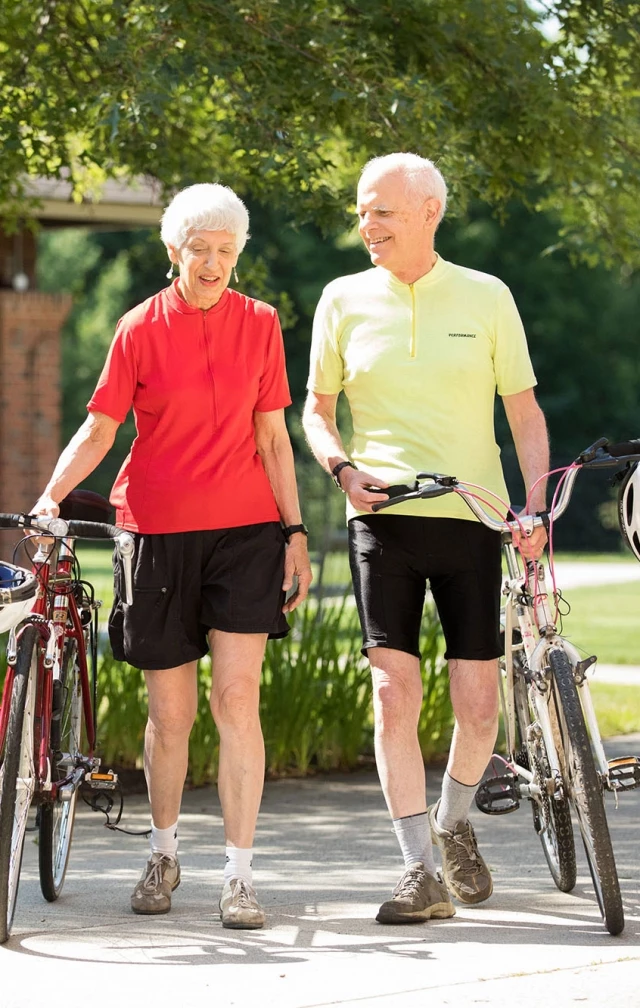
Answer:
[
  {"left": 511, "top": 523, "right": 547, "bottom": 561},
  {"left": 340, "top": 468, "right": 390, "bottom": 513}
]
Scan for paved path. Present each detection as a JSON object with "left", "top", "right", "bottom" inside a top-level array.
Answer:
[
  {"left": 2, "top": 736, "right": 639, "bottom": 1007},
  {"left": 552, "top": 561, "right": 640, "bottom": 589}
]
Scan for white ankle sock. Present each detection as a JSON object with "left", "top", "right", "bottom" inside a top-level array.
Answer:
[
  {"left": 150, "top": 820, "right": 179, "bottom": 858},
  {"left": 224, "top": 846, "right": 253, "bottom": 885}
]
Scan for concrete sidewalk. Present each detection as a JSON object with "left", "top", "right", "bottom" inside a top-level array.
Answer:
[{"left": 2, "top": 735, "right": 639, "bottom": 1007}]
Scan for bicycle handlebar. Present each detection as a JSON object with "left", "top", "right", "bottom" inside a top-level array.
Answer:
[
  {"left": 0, "top": 513, "right": 135, "bottom": 605},
  {"left": 371, "top": 436, "right": 640, "bottom": 535}
]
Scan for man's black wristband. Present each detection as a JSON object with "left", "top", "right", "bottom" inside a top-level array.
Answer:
[{"left": 331, "top": 460, "right": 357, "bottom": 490}]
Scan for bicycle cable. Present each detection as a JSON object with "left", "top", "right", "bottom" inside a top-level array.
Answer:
[{"left": 81, "top": 787, "right": 151, "bottom": 837}]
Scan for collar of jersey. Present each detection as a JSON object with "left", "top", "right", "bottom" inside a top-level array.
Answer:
[
  {"left": 381, "top": 254, "right": 449, "bottom": 290},
  {"left": 164, "top": 278, "right": 232, "bottom": 315}
]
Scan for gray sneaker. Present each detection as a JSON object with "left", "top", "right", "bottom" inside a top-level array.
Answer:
[
  {"left": 429, "top": 800, "right": 493, "bottom": 904},
  {"left": 376, "top": 862, "right": 456, "bottom": 924},
  {"left": 131, "top": 853, "right": 180, "bottom": 915},
  {"left": 219, "top": 878, "right": 265, "bottom": 929}
]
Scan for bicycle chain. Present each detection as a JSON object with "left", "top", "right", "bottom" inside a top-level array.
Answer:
[{"left": 532, "top": 749, "right": 552, "bottom": 836}]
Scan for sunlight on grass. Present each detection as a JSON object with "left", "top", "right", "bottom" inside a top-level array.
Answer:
[
  {"left": 590, "top": 683, "right": 640, "bottom": 738},
  {"left": 560, "top": 580, "right": 640, "bottom": 665}
]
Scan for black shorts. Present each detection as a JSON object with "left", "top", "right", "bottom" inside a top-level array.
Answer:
[
  {"left": 108, "top": 522, "right": 289, "bottom": 670},
  {"left": 348, "top": 515, "right": 502, "bottom": 662}
]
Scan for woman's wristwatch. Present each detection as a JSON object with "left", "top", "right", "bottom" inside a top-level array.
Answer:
[
  {"left": 282, "top": 523, "right": 309, "bottom": 542},
  {"left": 331, "top": 460, "right": 357, "bottom": 490}
]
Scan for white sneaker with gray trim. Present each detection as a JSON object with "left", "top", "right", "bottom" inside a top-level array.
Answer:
[{"left": 219, "top": 877, "right": 265, "bottom": 929}]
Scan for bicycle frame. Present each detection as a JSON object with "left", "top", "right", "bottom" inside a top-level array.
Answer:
[
  {"left": 501, "top": 538, "right": 609, "bottom": 797},
  {"left": 0, "top": 537, "right": 97, "bottom": 798}
]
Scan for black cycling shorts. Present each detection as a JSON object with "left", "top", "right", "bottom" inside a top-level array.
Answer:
[
  {"left": 109, "top": 522, "right": 289, "bottom": 671},
  {"left": 348, "top": 514, "right": 502, "bottom": 662}
]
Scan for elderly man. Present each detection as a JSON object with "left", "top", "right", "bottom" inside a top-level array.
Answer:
[{"left": 303, "top": 152, "right": 548, "bottom": 924}]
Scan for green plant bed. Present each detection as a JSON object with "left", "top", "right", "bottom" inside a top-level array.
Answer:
[{"left": 95, "top": 594, "right": 453, "bottom": 784}]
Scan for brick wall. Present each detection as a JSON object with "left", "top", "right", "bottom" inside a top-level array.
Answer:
[{"left": 0, "top": 291, "right": 72, "bottom": 550}]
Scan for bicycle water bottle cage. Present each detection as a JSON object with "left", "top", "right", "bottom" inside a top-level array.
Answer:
[{"left": 475, "top": 772, "right": 521, "bottom": 815}]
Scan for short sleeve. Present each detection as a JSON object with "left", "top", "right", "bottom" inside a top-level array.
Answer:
[
  {"left": 306, "top": 287, "right": 344, "bottom": 395},
  {"left": 87, "top": 318, "right": 138, "bottom": 423},
  {"left": 254, "top": 313, "right": 292, "bottom": 412},
  {"left": 493, "top": 285, "right": 537, "bottom": 396}
]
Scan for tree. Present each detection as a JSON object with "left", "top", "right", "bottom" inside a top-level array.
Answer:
[{"left": 1, "top": 1, "right": 639, "bottom": 266}]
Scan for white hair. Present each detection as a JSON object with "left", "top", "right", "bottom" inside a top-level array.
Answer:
[
  {"left": 360, "top": 152, "right": 448, "bottom": 223},
  {"left": 160, "top": 183, "right": 250, "bottom": 252}
]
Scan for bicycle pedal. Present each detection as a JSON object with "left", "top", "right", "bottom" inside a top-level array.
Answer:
[
  {"left": 86, "top": 770, "right": 119, "bottom": 790},
  {"left": 475, "top": 773, "right": 521, "bottom": 815},
  {"left": 606, "top": 756, "right": 640, "bottom": 791}
]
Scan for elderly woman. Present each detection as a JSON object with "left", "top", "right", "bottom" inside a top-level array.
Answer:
[{"left": 32, "top": 183, "right": 312, "bottom": 929}]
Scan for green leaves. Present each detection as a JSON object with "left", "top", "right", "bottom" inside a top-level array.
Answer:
[{"left": 2, "top": 2, "right": 639, "bottom": 261}]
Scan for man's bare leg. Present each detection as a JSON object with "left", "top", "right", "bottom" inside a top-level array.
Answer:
[
  {"left": 429, "top": 657, "right": 499, "bottom": 904},
  {"left": 370, "top": 646, "right": 454, "bottom": 923},
  {"left": 369, "top": 647, "right": 426, "bottom": 819}
]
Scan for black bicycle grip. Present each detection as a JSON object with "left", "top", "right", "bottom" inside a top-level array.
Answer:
[
  {"left": 0, "top": 514, "right": 25, "bottom": 529},
  {"left": 607, "top": 439, "right": 640, "bottom": 458},
  {"left": 65, "top": 520, "right": 123, "bottom": 539}
]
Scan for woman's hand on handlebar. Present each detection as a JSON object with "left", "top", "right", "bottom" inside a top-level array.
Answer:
[
  {"left": 340, "top": 468, "right": 390, "bottom": 513},
  {"left": 29, "top": 494, "right": 60, "bottom": 543},
  {"left": 30, "top": 494, "right": 60, "bottom": 519}
]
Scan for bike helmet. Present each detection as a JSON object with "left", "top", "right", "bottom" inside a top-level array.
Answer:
[
  {"left": 618, "top": 462, "right": 640, "bottom": 562},
  {"left": 0, "top": 562, "right": 38, "bottom": 633}
]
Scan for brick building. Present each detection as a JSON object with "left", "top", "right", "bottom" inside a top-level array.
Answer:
[{"left": 0, "top": 177, "right": 162, "bottom": 527}]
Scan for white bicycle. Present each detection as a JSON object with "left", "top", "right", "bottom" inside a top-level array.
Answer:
[{"left": 374, "top": 436, "right": 640, "bottom": 936}]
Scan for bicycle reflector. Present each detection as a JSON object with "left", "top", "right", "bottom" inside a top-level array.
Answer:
[
  {"left": 618, "top": 463, "right": 640, "bottom": 563},
  {"left": 0, "top": 562, "right": 38, "bottom": 633}
]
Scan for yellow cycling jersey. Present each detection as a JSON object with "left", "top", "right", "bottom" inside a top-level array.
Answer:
[{"left": 307, "top": 255, "right": 537, "bottom": 522}]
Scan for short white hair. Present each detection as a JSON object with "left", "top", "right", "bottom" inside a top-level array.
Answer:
[
  {"left": 160, "top": 183, "right": 250, "bottom": 252},
  {"left": 360, "top": 152, "right": 448, "bottom": 223}
]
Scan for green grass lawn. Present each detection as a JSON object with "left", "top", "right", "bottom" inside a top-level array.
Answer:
[
  {"left": 75, "top": 544, "right": 115, "bottom": 611},
  {"left": 559, "top": 580, "right": 640, "bottom": 665},
  {"left": 590, "top": 683, "right": 640, "bottom": 738}
]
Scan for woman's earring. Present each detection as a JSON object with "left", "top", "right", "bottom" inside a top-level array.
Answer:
[
  {"left": 233, "top": 267, "right": 239, "bottom": 285},
  {"left": 166, "top": 263, "right": 175, "bottom": 280}
]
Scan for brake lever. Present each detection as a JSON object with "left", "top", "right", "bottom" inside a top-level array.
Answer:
[
  {"left": 115, "top": 532, "right": 135, "bottom": 605},
  {"left": 575, "top": 436, "right": 609, "bottom": 465}
]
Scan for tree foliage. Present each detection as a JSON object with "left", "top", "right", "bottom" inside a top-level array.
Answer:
[{"left": 1, "top": 1, "right": 639, "bottom": 265}]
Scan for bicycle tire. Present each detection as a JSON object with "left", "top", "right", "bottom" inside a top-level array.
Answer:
[
  {"left": 513, "top": 669, "right": 576, "bottom": 893},
  {"left": 548, "top": 646, "right": 624, "bottom": 935},
  {"left": 0, "top": 625, "right": 39, "bottom": 943},
  {"left": 39, "top": 639, "right": 83, "bottom": 901}
]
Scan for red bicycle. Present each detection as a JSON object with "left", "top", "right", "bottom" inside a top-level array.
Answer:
[{"left": 0, "top": 491, "right": 134, "bottom": 943}]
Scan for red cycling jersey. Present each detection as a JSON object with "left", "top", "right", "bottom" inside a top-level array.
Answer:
[{"left": 87, "top": 281, "right": 292, "bottom": 534}]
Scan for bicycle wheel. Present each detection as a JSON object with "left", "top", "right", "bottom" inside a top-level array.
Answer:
[
  {"left": 39, "top": 638, "right": 83, "bottom": 901},
  {"left": 0, "top": 625, "right": 39, "bottom": 943},
  {"left": 513, "top": 669, "right": 576, "bottom": 893},
  {"left": 548, "top": 646, "right": 624, "bottom": 935}
]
